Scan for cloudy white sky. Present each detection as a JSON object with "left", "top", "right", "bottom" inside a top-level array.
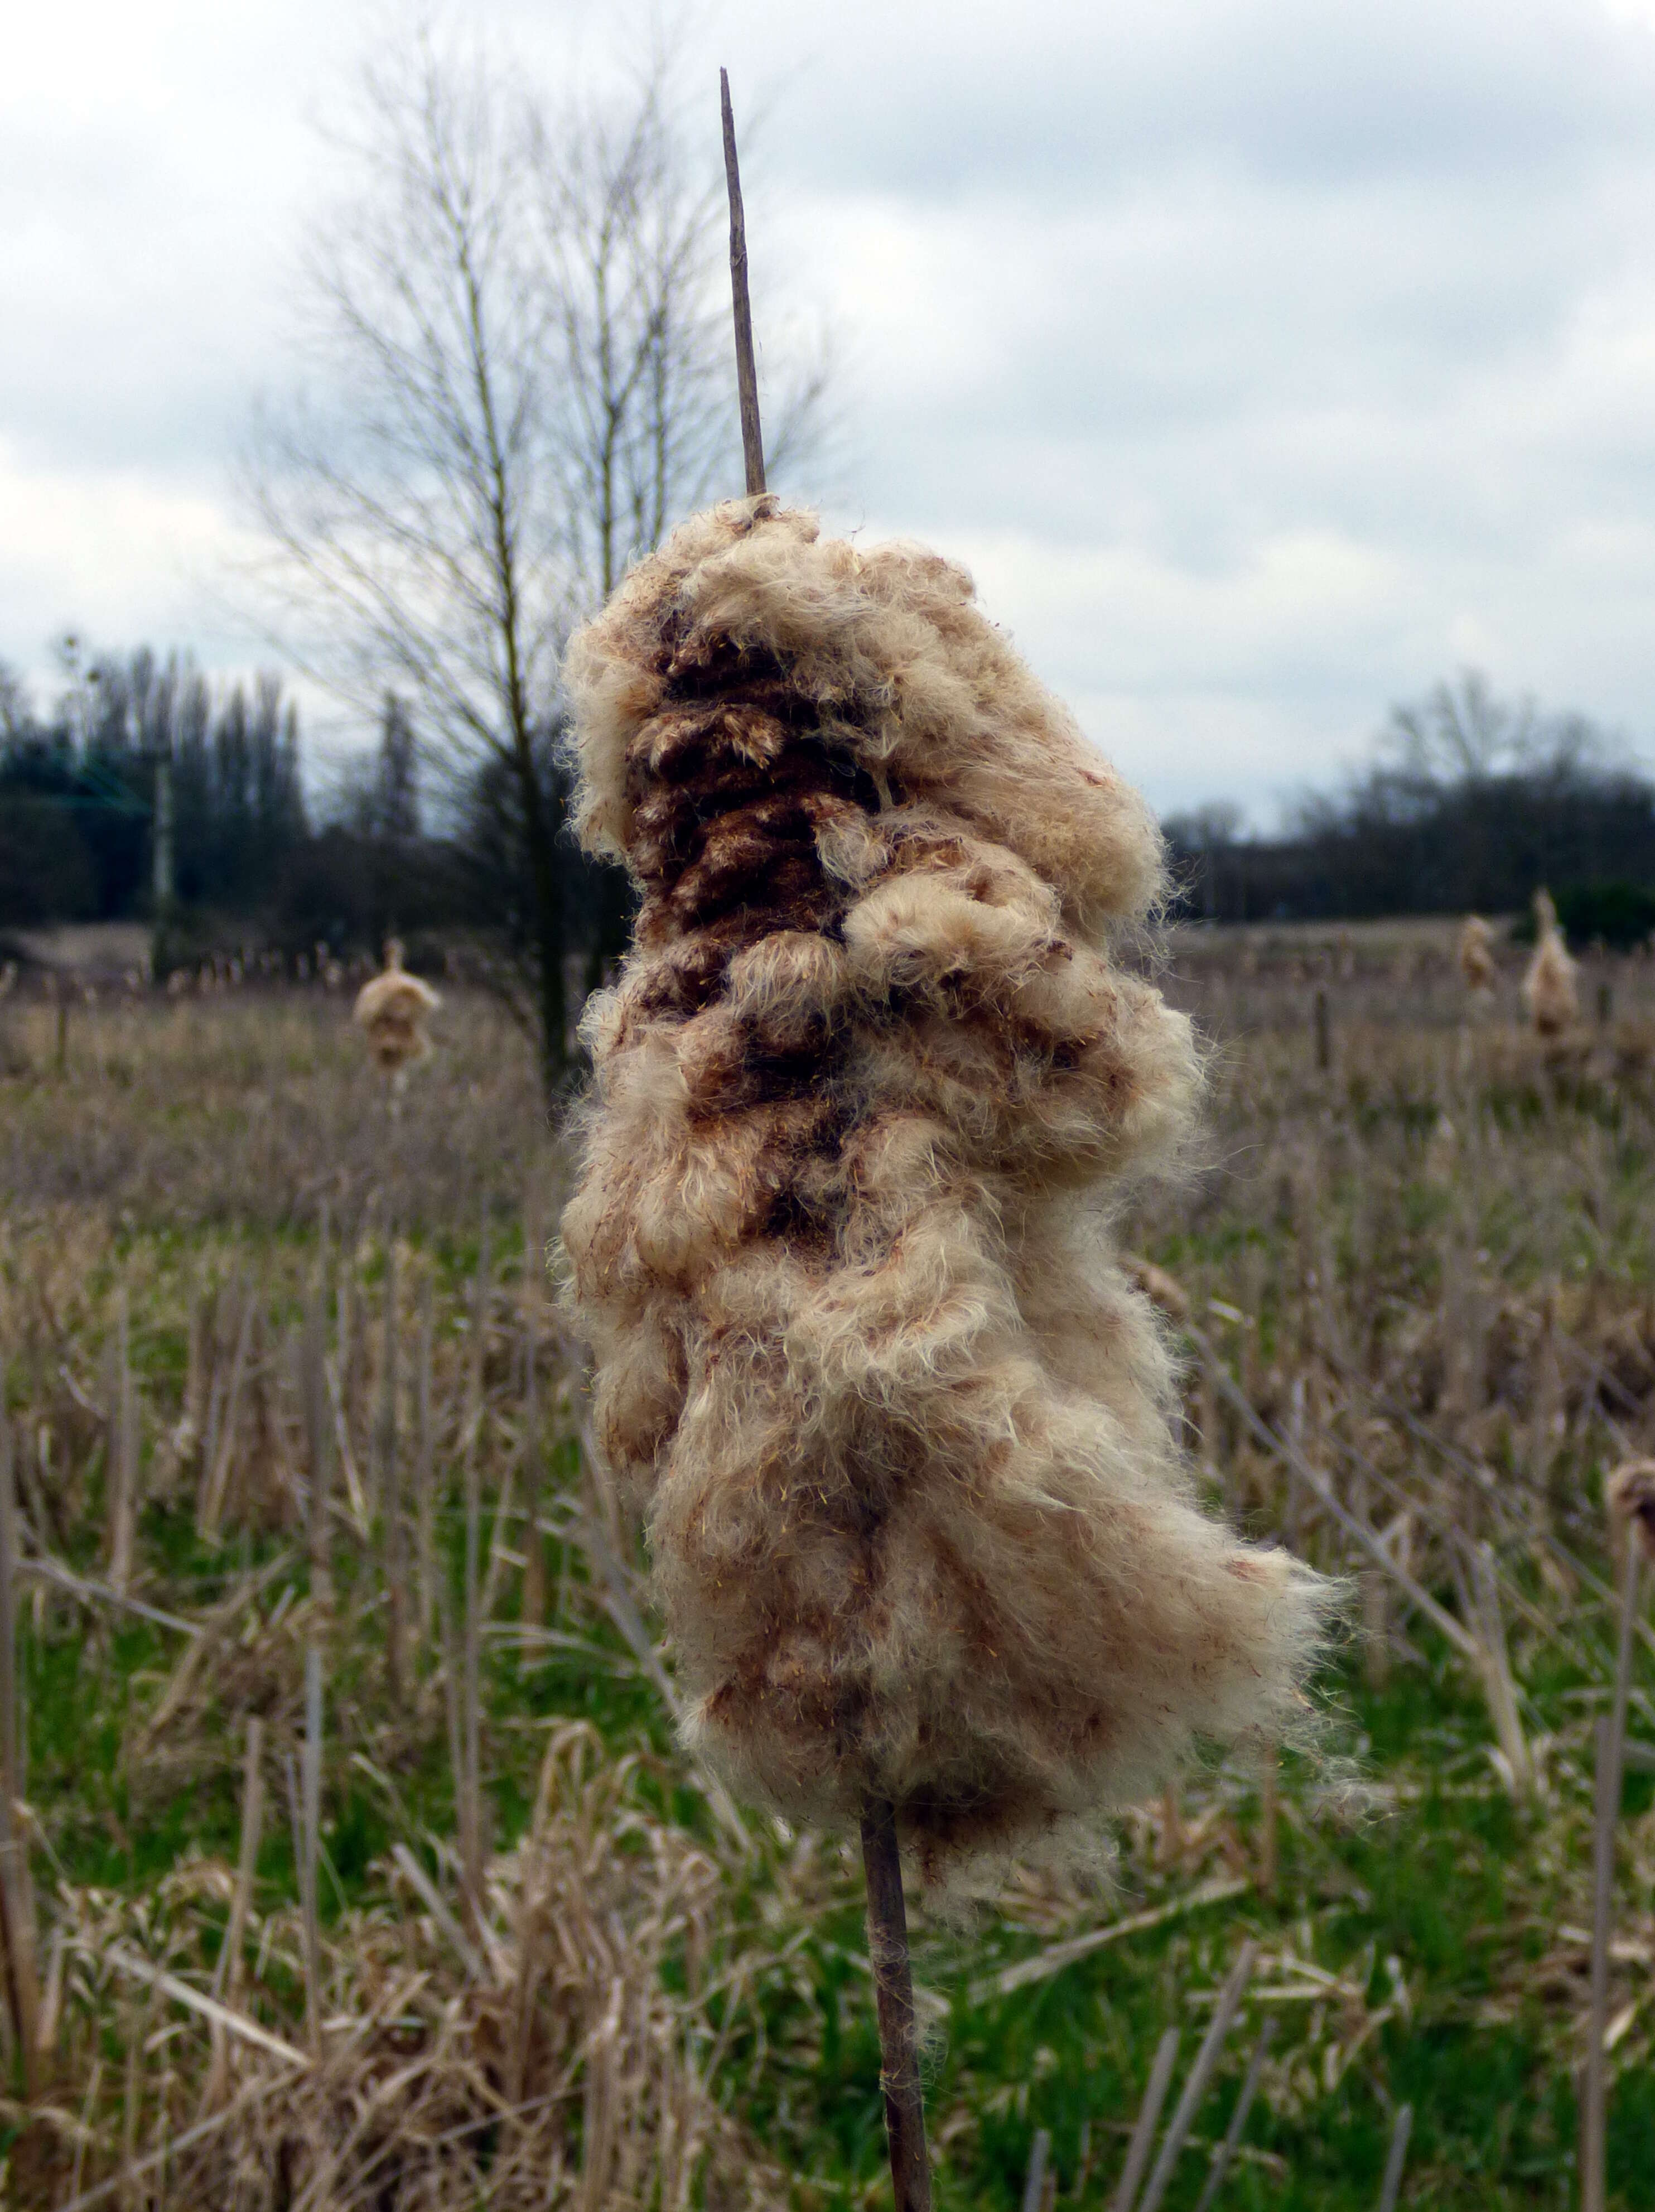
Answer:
[{"left": 5, "top": 0, "right": 1655, "bottom": 825}]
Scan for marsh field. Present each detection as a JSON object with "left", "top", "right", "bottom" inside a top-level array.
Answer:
[{"left": 0, "top": 918, "right": 1652, "bottom": 2210}]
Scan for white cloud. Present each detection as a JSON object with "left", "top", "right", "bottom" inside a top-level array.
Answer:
[{"left": 4, "top": 0, "right": 1655, "bottom": 826}]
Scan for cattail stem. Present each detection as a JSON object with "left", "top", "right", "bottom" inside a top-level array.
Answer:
[
  {"left": 415, "top": 1274, "right": 436, "bottom": 1647},
  {"left": 0, "top": 1420, "right": 40, "bottom": 2097},
  {"left": 1112, "top": 2029, "right": 1179, "bottom": 2212},
  {"left": 1191, "top": 2018, "right": 1275, "bottom": 2212},
  {"left": 719, "top": 69, "right": 765, "bottom": 495},
  {"left": 521, "top": 1300, "right": 545, "bottom": 1630},
  {"left": 1136, "top": 1941, "right": 1257, "bottom": 2212},
  {"left": 107, "top": 1289, "right": 138, "bottom": 1592},
  {"left": 859, "top": 1796, "right": 931, "bottom": 2212},
  {"left": 1377, "top": 2104, "right": 1413, "bottom": 2212},
  {"left": 302, "top": 1278, "right": 333, "bottom": 1610},
  {"left": 300, "top": 1644, "right": 324, "bottom": 2057},
  {"left": 1583, "top": 1551, "right": 1641, "bottom": 2210},
  {"left": 460, "top": 1244, "right": 489, "bottom": 1930},
  {"left": 377, "top": 1236, "right": 403, "bottom": 1699}
]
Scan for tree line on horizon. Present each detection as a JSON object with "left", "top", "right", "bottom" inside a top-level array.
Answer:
[
  {"left": 1163, "top": 671, "right": 1655, "bottom": 946},
  {"left": 8, "top": 656, "right": 1653, "bottom": 970},
  {"left": 0, "top": 647, "right": 633, "bottom": 989}
]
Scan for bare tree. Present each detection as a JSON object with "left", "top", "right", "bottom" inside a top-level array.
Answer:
[{"left": 244, "top": 26, "right": 827, "bottom": 1093}]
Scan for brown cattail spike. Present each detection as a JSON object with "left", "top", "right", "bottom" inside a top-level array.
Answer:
[{"left": 720, "top": 69, "right": 765, "bottom": 496}]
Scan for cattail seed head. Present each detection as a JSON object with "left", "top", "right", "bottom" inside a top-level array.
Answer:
[
  {"left": 559, "top": 499, "right": 1332, "bottom": 1892},
  {"left": 353, "top": 938, "right": 440, "bottom": 1075},
  {"left": 1606, "top": 1459, "right": 1655, "bottom": 1568},
  {"left": 1457, "top": 915, "right": 1497, "bottom": 996},
  {"left": 1521, "top": 898, "right": 1578, "bottom": 1039}
]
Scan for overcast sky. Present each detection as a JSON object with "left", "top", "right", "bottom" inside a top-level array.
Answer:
[{"left": 5, "top": 0, "right": 1655, "bottom": 826}]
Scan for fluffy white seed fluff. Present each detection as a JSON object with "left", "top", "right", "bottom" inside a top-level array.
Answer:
[{"left": 559, "top": 498, "right": 1331, "bottom": 1888}]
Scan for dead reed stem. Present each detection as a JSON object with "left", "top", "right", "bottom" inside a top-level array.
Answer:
[
  {"left": 416, "top": 1271, "right": 436, "bottom": 1645},
  {"left": 302, "top": 1275, "right": 332, "bottom": 1611},
  {"left": 377, "top": 1236, "right": 404, "bottom": 1699},
  {"left": 0, "top": 1418, "right": 41, "bottom": 2094},
  {"left": 106, "top": 1289, "right": 137, "bottom": 1592},
  {"left": 205, "top": 1715, "right": 264, "bottom": 2106},
  {"left": 299, "top": 1644, "right": 324, "bottom": 2057},
  {"left": 460, "top": 1245, "right": 489, "bottom": 1931},
  {"left": 1377, "top": 2103, "right": 1413, "bottom": 2212},
  {"left": 1136, "top": 1941, "right": 1257, "bottom": 2212},
  {"left": 520, "top": 1300, "right": 545, "bottom": 1631},
  {"left": 1191, "top": 2017, "right": 1275, "bottom": 2212},
  {"left": 200, "top": 1276, "right": 254, "bottom": 1540},
  {"left": 1111, "top": 2028, "right": 1179, "bottom": 2212}
]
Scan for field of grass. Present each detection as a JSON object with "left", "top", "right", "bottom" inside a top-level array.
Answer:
[{"left": 0, "top": 921, "right": 1652, "bottom": 2208}]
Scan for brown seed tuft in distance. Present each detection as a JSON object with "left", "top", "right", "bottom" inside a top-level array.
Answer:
[
  {"left": 559, "top": 499, "right": 1332, "bottom": 1891},
  {"left": 1606, "top": 1458, "right": 1655, "bottom": 1568},
  {"left": 1458, "top": 915, "right": 1498, "bottom": 996},
  {"left": 1522, "top": 894, "right": 1579, "bottom": 1040},
  {"left": 354, "top": 939, "right": 441, "bottom": 1076}
]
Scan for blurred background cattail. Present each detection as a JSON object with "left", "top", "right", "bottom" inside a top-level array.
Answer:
[
  {"left": 1522, "top": 890, "right": 1579, "bottom": 1038},
  {"left": 353, "top": 939, "right": 440, "bottom": 1079},
  {"left": 1457, "top": 914, "right": 1498, "bottom": 1000}
]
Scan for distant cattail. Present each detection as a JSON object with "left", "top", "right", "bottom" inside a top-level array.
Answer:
[
  {"left": 0, "top": 961, "right": 16, "bottom": 1000},
  {"left": 1457, "top": 915, "right": 1497, "bottom": 997},
  {"left": 1425, "top": 1113, "right": 1459, "bottom": 1188},
  {"left": 353, "top": 939, "right": 440, "bottom": 1077},
  {"left": 1606, "top": 1459, "right": 1655, "bottom": 1570},
  {"left": 561, "top": 499, "right": 1330, "bottom": 1893},
  {"left": 1521, "top": 891, "right": 1577, "bottom": 1038}
]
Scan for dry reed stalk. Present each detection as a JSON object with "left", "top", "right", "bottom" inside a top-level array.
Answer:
[
  {"left": 0, "top": 1418, "right": 41, "bottom": 2096},
  {"left": 204, "top": 1716, "right": 265, "bottom": 2108},
  {"left": 105, "top": 1289, "right": 138, "bottom": 1593},
  {"left": 1111, "top": 2028, "right": 1180, "bottom": 2212},
  {"left": 477, "top": 1456, "right": 518, "bottom": 1632},
  {"left": 1021, "top": 2127, "right": 1050, "bottom": 2212},
  {"left": 1468, "top": 1542, "right": 1533, "bottom": 1796},
  {"left": 184, "top": 1265, "right": 206, "bottom": 1445},
  {"left": 302, "top": 1278, "right": 333, "bottom": 1609},
  {"left": 1191, "top": 2017, "right": 1275, "bottom": 2212},
  {"left": 520, "top": 1299, "right": 546, "bottom": 1631},
  {"left": 414, "top": 1272, "right": 436, "bottom": 1646},
  {"left": 300, "top": 1644, "right": 324, "bottom": 2057},
  {"left": 460, "top": 1247, "right": 489, "bottom": 1931},
  {"left": 1582, "top": 1712, "right": 1618, "bottom": 2212},
  {"left": 200, "top": 1276, "right": 255, "bottom": 1540},
  {"left": 1257, "top": 1747, "right": 1280, "bottom": 1901},
  {"left": 375, "top": 1239, "right": 404, "bottom": 1699},
  {"left": 1136, "top": 1940, "right": 1258, "bottom": 2212},
  {"left": 1377, "top": 2103, "right": 1413, "bottom": 2212}
]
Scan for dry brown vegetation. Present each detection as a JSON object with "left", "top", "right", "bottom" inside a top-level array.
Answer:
[{"left": 0, "top": 917, "right": 1651, "bottom": 2206}]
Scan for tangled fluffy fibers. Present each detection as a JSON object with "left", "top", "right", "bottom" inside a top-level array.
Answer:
[
  {"left": 559, "top": 498, "right": 1331, "bottom": 1887},
  {"left": 1458, "top": 915, "right": 1497, "bottom": 996},
  {"left": 354, "top": 940, "right": 440, "bottom": 1074},
  {"left": 1522, "top": 897, "right": 1578, "bottom": 1040}
]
